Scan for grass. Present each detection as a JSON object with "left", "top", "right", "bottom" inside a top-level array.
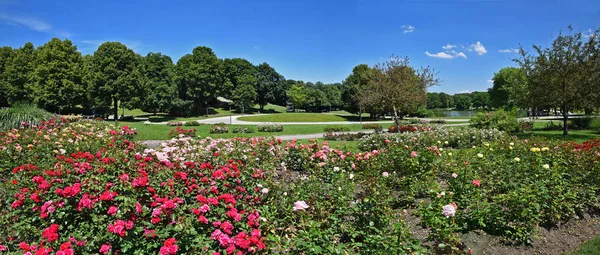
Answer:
[
  {"left": 117, "top": 121, "right": 366, "bottom": 140},
  {"left": 518, "top": 120, "right": 600, "bottom": 143},
  {"left": 238, "top": 113, "right": 350, "bottom": 122},
  {"left": 572, "top": 236, "right": 600, "bottom": 255}
]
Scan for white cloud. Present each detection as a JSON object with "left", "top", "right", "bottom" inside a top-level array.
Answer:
[
  {"left": 487, "top": 79, "right": 493, "bottom": 83},
  {"left": 498, "top": 48, "right": 519, "bottom": 53},
  {"left": 0, "top": 13, "right": 51, "bottom": 32},
  {"left": 425, "top": 50, "right": 466, "bottom": 59},
  {"left": 253, "top": 46, "right": 259, "bottom": 50},
  {"left": 401, "top": 25, "right": 415, "bottom": 33},
  {"left": 469, "top": 41, "right": 487, "bottom": 55},
  {"left": 442, "top": 44, "right": 457, "bottom": 50},
  {"left": 458, "top": 90, "right": 471, "bottom": 94}
]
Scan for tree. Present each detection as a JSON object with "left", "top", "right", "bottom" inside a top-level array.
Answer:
[
  {"left": 286, "top": 83, "right": 306, "bottom": 111},
  {"left": 489, "top": 67, "right": 528, "bottom": 109},
  {"left": 360, "top": 55, "right": 439, "bottom": 125},
  {"left": 89, "top": 42, "right": 143, "bottom": 120},
  {"left": 223, "top": 58, "right": 256, "bottom": 99},
  {"left": 0, "top": 46, "right": 13, "bottom": 107},
  {"left": 30, "top": 38, "right": 84, "bottom": 113},
  {"left": 304, "top": 86, "right": 329, "bottom": 112},
  {"left": 322, "top": 84, "right": 343, "bottom": 111},
  {"left": 176, "top": 46, "right": 223, "bottom": 115},
  {"left": 255, "top": 63, "right": 283, "bottom": 111},
  {"left": 4, "top": 42, "right": 36, "bottom": 104},
  {"left": 342, "top": 64, "right": 372, "bottom": 114},
  {"left": 439, "top": 92, "right": 454, "bottom": 108},
  {"left": 453, "top": 94, "right": 472, "bottom": 110},
  {"left": 141, "top": 52, "right": 176, "bottom": 114},
  {"left": 471, "top": 91, "right": 491, "bottom": 109},
  {"left": 427, "top": 92, "right": 442, "bottom": 109},
  {"left": 231, "top": 74, "right": 257, "bottom": 112},
  {"left": 516, "top": 27, "right": 600, "bottom": 136}
]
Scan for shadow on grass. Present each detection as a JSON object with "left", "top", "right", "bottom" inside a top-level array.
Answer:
[
  {"left": 337, "top": 115, "right": 387, "bottom": 122},
  {"left": 516, "top": 130, "right": 600, "bottom": 143}
]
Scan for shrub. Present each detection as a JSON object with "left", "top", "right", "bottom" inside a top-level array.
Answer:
[
  {"left": 570, "top": 118, "right": 597, "bottom": 130},
  {"left": 232, "top": 127, "right": 254, "bottom": 134},
  {"left": 388, "top": 125, "right": 433, "bottom": 133},
  {"left": 470, "top": 109, "right": 519, "bottom": 133},
  {"left": 168, "top": 126, "right": 196, "bottom": 138},
  {"left": 429, "top": 119, "right": 447, "bottom": 124},
  {"left": 0, "top": 103, "right": 55, "bottom": 130},
  {"left": 518, "top": 119, "right": 533, "bottom": 132},
  {"left": 257, "top": 124, "right": 284, "bottom": 132},
  {"left": 543, "top": 121, "right": 564, "bottom": 131},
  {"left": 167, "top": 121, "right": 184, "bottom": 126},
  {"left": 323, "top": 125, "right": 350, "bottom": 132},
  {"left": 411, "top": 106, "right": 434, "bottom": 118},
  {"left": 323, "top": 132, "right": 369, "bottom": 141},
  {"left": 362, "top": 123, "right": 383, "bottom": 131},
  {"left": 210, "top": 123, "right": 229, "bottom": 134},
  {"left": 184, "top": 120, "right": 201, "bottom": 126}
]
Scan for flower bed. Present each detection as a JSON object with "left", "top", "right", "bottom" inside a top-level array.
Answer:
[
  {"left": 2, "top": 122, "right": 600, "bottom": 254},
  {"left": 323, "top": 132, "right": 369, "bottom": 141},
  {"left": 168, "top": 126, "right": 196, "bottom": 138},
  {"left": 323, "top": 125, "right": 350, "bottom": 133},
  {"left": 210, "top": 124, "right": 229, "bottom": 134},
  {"left": 167, "top": 121, "right": 184, "bottom": 126},
  {"left": 232, "top": 127, "right": 254, "bottom": 134},
  {"left": 388, "top": 125, "right": 433, "bottom": 133},
  {"left": 256, "top": 124, "right": 283, "bottom": 132}
]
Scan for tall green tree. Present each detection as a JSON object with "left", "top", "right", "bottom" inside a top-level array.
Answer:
[
  {"left": 0, "top": 46, "right": 13, "bottom": 107},
  {"left": 489, "top": 67, "right": 528, "bottom": 109},
  {"left": 360, "top": 56, "right": 439, "bottom": 125},
  {"left": 231, "top": 74, "right": 258, "bottom": 112},
  {"left": 30, "top": 38, "right": 84, "bottom": 113},
  {"left": 176, "top": 46, "right": 223, "bottom": 115},
  {"left": 286, "top": 83, "right": 306, "bottom": 111},
  {"left": 439, "top": 92, "right": 454, "bottom": 108},
  {"left": 453, "top": 94, "right": 472, "bottom": 110},
  {"left": 255, "top": 63, "right": 284, "bottom": 111},
  {"left": 342, "top": 64, "right": 372, "bottom": 114},
  {"left": 89, "top": 42, "right": 143, "bottom": 120},
  {"left": 223, "top": 58, "right": 256, "bottom": 99},
  {"left": 4, "top": 42, "right": 36, "bottom": 104},
  {"left": 141, "top": 52, "right": 176, "bottom": 114},
  {"left": 427, "top": 92, "right": 442, "bottom": 109},
  {"left": 471, "top": 91, "right": 491, "bottom": 109},
  {"left": 516, "top": 27, "right": 600, "bottom": 135}
]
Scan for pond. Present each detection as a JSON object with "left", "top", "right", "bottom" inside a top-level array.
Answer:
[{"left": 430, "top": 110, "right": 478, "bottom": 118}]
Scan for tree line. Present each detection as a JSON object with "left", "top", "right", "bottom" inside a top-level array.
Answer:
[
  {"left": 0, "top": 38, "right": 439, "bottom": 120},
  {"left": 426, "top": 91, "right": 491, "bottom": 110}
]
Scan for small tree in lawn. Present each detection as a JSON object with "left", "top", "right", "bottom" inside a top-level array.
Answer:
[
  {"left": 516, "top": 27, "right": 600, "bottom": 136},
  {"left": 232, "top": 74, "right": 257, "bottom": 113},
  {"left": 286, "top": 83, "right": 306, "bottom": 112},
  {"left": 360, "top": 55, "right": 439, "bottom": 126}
]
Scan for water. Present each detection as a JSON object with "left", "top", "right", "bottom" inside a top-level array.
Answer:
[{"left": 430, "top": 110, "right": 477, "bottom": 118}]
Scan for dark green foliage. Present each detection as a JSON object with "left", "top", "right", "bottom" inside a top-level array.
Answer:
[
  {"left": 141, "top": 52, "right": 176, "bottom": 114},
  {"left": 323, "top": 125, "right": 351, "bottom": 132}
]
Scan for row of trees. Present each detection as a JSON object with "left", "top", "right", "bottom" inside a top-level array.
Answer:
[
  {"left": 426, "top": 91, "right": 491, "bottom": 110},
  {"left": 0, "top": 38, "right": 383, "bottom": 118},
  {"left": 0, "top": 39, "right": 293, "bottom": 119},
  {"left": 490, "top": 27, "right": 600, "bottom": 135},
  {"left": 0, "top": 38, "right": 442, "bottom": 120}
]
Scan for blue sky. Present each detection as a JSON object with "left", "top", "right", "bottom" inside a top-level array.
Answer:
[{"left": 0, "top": 0, "right": 598, "bottom": 94}]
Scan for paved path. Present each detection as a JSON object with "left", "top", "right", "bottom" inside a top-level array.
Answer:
[{"left": 140, "top": 122, "right": 470, "bottom": 148}]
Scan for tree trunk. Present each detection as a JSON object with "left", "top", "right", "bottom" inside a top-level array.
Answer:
[
  {"left": 393, "top": 106, "right": 399, "bottom": 127},
  {"left": 562, "top": 105, "right": 569, "bottom": 136},
  {"left": 113, "top": 98, "right": 118, "bottom": 121},
  {"left": 260, "top": 104, "right": 264, "bottom": 112}
]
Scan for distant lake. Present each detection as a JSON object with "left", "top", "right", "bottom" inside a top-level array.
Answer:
[{"left": 430, "top": 110, "right": 478, "bottom": 118}]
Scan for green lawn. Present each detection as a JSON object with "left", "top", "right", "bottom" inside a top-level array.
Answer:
[
  {"left": 117, "top": 121, "right": 366, "bottom": 140},
  {"left": 572, "top": 236, "right": 600, "bottom": 255},
  {"left": 519, "top": 120, "right": 600, "bottom": 143},
  {"left": 238, "top": 113, "right": 350, "bottom": 122}
]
